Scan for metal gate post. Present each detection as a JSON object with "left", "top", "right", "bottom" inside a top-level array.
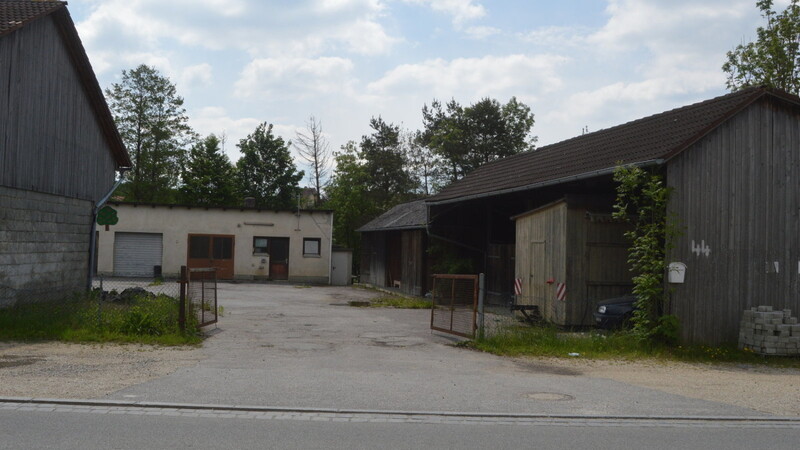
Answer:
[
  {"left": 478, "top": 273, "right": 485, "bottom": 339},
  {"left": 179, "top": 266, "right": 187, "bottom": 332}
]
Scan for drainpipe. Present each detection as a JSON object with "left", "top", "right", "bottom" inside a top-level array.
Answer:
[{"left": 87, "top": 168, "right": 130, "bottom": 291}]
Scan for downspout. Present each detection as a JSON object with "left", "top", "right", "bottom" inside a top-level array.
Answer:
[{"left": 87, "top": 168, "right": 130, "bottom": 291}]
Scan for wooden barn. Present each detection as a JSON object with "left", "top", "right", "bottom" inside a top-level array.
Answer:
[
  {"left": 426, "top": 87, "right": 800, "bottom": 345},
  {"left": 512, "top": 197, "right": 632, "bottom": 326},
  {"left": 0, "top": 1, "right": 130, "bottom": 306},
  {"left": 358, "top": 200, "right": 431, "bottom": 297}
]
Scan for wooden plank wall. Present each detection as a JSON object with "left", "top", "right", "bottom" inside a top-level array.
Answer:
[
  {"left": 400, "top": 230, "right": 425, "bottom": 296},
  {"left": 515, "top": 201, "right": 568, "bottom": 324},
  {"left": 667, "top": 98, "right": 800, "bottom": 344},
  {"left": 0, "top": 15, "right": 116, "bottom": 201}
]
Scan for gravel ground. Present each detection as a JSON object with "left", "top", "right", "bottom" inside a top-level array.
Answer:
[
  {"left": 515, "top": 357, "right": 800, "bottom": 417},
  {"left": 0, "top": 342, "right": 202, "bottom": 399},
  {"left": 1, "top": 339, "right": 799, "bottom": 416}
]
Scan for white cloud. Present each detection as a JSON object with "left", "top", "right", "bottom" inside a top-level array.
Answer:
[
  {"left": 464, "top": 25, "right": 500, "bottom": 40},
  {"left": 234, "top": 57, "right": 356, "bottom": 100},
  {"left": 179, "top": 64, "right": 214, "bottom": 91},
  {"left": 77, "top": 0, "right": 397, "bottom": 66},
  {"left": 404, "top": 0, "right": 486, "bottom": 25},
  {"left": 367, "top": 54, "right": 567, "bottom": 100}
]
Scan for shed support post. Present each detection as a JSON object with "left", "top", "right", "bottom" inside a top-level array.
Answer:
[{"left": 478, "top": 272, "right": 485, "bottom": 339}]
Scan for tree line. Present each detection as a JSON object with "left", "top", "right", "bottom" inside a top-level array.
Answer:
[{"left": 105, "top": 64, "right": 537, "bottom": 252}]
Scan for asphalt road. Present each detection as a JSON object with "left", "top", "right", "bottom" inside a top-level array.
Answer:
[
  {"left": 102, "top": 284, "right": 763, "bottom": 417},
  {"left": 2, "top": 403, "right": 800, "bottom": 450}
]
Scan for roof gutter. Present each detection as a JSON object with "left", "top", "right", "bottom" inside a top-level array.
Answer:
[{"left": 426, "top": 159, "right": 665, "bottom": 206}]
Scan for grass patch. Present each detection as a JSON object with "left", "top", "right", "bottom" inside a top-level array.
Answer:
[
  {"left": 349, "top": 295, "right": 433, "bottom": 309},
  {"left": 469, "top": 324, "right": 800, "bottom": 367},
  {"left": 0, "top": 293, "right": 201, "bottom": 346}
]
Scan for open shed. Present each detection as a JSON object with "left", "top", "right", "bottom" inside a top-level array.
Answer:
[{"left": 358, "top": 200, "right": 431, "bottom": 296}]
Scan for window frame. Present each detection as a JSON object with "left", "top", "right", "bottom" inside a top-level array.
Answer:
[
  {"left": 302, "top": 237, "right": 322, "bottom": 257},
  {"left": 253, "top": 237, "right": 270, "bottom": 255}
]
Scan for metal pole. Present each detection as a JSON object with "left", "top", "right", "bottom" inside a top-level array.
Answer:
[
  {"left": 179, "top": 266, "right": 187, "bottom": 332},
  {"left": 478, "top": 273, "right": 485, "bottom": 339}
]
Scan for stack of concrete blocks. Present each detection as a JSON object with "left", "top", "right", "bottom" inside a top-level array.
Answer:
[{"left": 738, "top": 306, "right": 800, "bottom": 356}]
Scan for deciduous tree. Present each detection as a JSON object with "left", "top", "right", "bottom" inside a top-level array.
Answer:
[
  {"left": 723, "top": 0, "right": 800, "bottom": 94},
  {"left": 105, "top": 65, "right": 195, "bottom": 202},
  {"left": 180, "top": 134, "right": 238, "bottom": 206},
  {"left": 236, "top": 123, "right": 304, "bottom": 209},
  {"left": 294, "top": 116, "right": 330, "bottom": 206}
]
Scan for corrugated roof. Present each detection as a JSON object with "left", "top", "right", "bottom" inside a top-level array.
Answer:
[
  {"left": 357, "top": 199, "right": 428, "bottom": 232},
  {"left": 0, "top": 0, "right": 63, "bottom": 37},
  {"left": 428, "top": 87, "right": 798, "bottom": 204},
  {"left": 0, "top": 0, "right": 131, "bottom": 168}
]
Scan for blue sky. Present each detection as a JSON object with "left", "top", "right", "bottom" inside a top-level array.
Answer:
[{"left": 69, "top": 0, "right": 773, "bottom": 185}]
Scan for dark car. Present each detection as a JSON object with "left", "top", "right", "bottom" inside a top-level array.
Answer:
[{"left": 593, "top": 295, "right": 637, "bottom": 329}]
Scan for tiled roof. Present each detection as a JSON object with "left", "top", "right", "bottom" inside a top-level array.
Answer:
[
  {"left": 428, "top": 87, "right": 799, "bottom": 204},
  {"left": 0, "top": 0, "right": 64, "bottom": 36},
  {"left": 357, "top": 199, "right": 428, "bottom": 232}
]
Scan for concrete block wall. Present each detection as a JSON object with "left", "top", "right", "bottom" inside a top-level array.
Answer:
[
  {"left": 0, "top": 186, "right": 92, "bottom": 306},
  {"left": 738, "top": 305, "right": 800, "bottom": 356}
]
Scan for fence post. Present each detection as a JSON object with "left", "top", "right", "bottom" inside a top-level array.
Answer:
[
  {"left": 179, "top": 266, "right": 187, "bottom": 332},
  {"left": 478, "top": 273, "right": 485, "bottom": 340}
]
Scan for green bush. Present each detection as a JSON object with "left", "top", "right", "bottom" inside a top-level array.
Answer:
[{"left": 0, "top": 292, "right": 199, "bottom": 345}]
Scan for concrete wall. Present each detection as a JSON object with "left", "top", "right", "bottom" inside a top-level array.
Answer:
[
  {"left": 97, "top": 203, "right": 333, "bottom": 283},
  {"left": 0, "top": 186, "right": 92, "bottom": 306}
]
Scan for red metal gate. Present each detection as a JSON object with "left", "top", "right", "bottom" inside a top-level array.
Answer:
[{"left": 431, "top": 274, "right": 478, "bottom": 338}]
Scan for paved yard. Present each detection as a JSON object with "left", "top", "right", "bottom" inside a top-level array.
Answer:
[{"left": 3, "top": 283, "right": 800, "bottom": 417}]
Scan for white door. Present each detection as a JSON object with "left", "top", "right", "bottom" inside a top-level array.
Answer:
[
  {"left": 331, "top": 250, "right": 352, "bottom": 286},
  {"left": 113, "top": 232, "right": 163, "bottom": 277}
]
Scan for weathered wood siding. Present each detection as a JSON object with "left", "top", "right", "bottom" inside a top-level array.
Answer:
[
  {"left": 0, "top": 15, "right": 116, "bottom": 201},
  {"left": 400, "top": 230, "right": 426, "bottom": 296},
  {"left": 515, "top": 202, "right": 568, "bottom": 324},
  {"left": 667, "top": 98, "right": 800, "bottom": 345},
  {"left": 360, "top": 232, "right": 386, "bottom": 288},
  {"left": 515, "top": 201, "right": 632, "bottom": 326}
]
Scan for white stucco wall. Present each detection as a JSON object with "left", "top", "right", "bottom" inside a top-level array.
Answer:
[{"left": 96, "top": 203, "right": 333, "bottom": 283}]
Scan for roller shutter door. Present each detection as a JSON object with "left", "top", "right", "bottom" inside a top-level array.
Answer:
[{"left": 113, "top": 232, "right": 163, "bottom": 277}]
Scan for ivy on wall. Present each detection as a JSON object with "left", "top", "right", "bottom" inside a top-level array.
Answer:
[{"left": 612, "top": 165, "right": 680, "bottom": 343}]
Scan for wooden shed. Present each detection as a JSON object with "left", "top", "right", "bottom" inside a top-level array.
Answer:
[
  {"left": 512, "top": 197, "right": 632, "bottom": 326},
  {"left": 358, "top": 200, "right": 431, "bottom": 297}
]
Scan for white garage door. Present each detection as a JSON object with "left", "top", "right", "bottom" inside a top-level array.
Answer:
[{"left": 113, "top": 232, "right": 163, "bottom": 277}]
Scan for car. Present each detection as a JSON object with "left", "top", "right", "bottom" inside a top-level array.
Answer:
[{"left": 593, "top": 295, "right": 637, "bottom": 329}]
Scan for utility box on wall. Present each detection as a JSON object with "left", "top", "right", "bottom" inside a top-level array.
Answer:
[{"left": 513, "top": 197, "right": 634, "bottom": 326}]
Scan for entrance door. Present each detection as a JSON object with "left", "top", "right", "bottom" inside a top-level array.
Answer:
[
  {"left": 114, "top": 232, "right": 163, "bottom": 277},
  {"left": 187, "top": 234, "right": 235, "bottom": 279},
  {"left": 268, "top": 237, "right": 290, "bottom": 280}
]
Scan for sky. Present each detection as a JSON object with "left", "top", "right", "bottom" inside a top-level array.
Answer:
[{"left": 68, "top": 0, "right": 776, "bottom": 186}]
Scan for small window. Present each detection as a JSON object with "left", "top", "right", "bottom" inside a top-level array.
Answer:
[
  {"left": 189, "top": 236, "right": 210, "bottom": 259},
  {"left": 303, "top": 238, "right": 321, "bottom": 257},
  {"left": 254, "top": 237, "right": 269, "bottom": 254}
]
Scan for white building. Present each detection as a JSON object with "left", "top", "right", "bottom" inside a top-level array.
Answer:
[{"left": 96, "top": 202, "right": 336, "bottom": 284}]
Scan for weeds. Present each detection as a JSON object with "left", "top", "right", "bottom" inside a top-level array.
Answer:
[
  {"left": 349, "top": 295, "right": 432, "bottom": 309},
  {"left": 0, "top": 293, "right": 201, "bottom": 345},
  {"left": 470, "top": 324, "right": 800, "bottom": 367}
]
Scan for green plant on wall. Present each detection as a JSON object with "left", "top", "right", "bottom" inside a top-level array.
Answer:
[
  {"left": 428, "top": 240, "right": 474, "bottom": 274},
  {"left": 612, "top": 165, "right": 680, "bottom": 342}
]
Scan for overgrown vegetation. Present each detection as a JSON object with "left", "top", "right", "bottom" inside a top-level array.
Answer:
[
  {"left": 471, "top": 325, "right": 800, "bottom": 367},
  {"left": 0, "top": 293, "right": 201, "bottom": 345},
  {"left": 349, "top": 295, "right": 432, "bottom": 309},
  {"left": 613, "top": 165, "right": 680, "bottom": 343}
]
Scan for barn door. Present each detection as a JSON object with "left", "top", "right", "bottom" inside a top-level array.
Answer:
[{"left": 187, "top": 234, "right": 235, "bottom": 279}]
